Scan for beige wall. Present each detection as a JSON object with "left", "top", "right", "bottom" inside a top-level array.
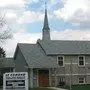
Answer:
[
  {"left": 29, "top": 55, "right": 90, "bottom": 87},
  {"left": 51, "top": 55, "right": 90, "bottom": 86}
]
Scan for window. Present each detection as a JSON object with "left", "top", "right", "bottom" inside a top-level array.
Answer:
[
  {"left": 59, "top": 77, "right": 65, "bottom": 82},
  {"left": 57, "top": 76, "right": 65, "bottom": 86},
  {"left": 79, "top": 77, "right": 85, "bottom": 84},
  {"left": 78, "top": 56, "right": 85, "bottom": 66},
  {"left": 57, "top": 56, "right": 64, "bottom": 66}
]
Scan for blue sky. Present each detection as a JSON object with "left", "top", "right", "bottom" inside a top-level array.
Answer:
[
  {"left": 25, "top": 0, "right": 76, "bottom": 33},
  {"left": 0, "top": 0, "right": 90, "bottom": 56}
]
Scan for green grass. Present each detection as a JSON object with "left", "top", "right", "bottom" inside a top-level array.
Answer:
[{"left": 71, "top": 84, "right": 90, "bottom": 90}]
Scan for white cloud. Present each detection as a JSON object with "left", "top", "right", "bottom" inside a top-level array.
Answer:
[
  {"left": 2, "top": 29, "right": 90, "bottom": 57},
  {"left": 18, "top": 11, "right": 44, "bottom": 24},
  {"left": 48, "top": 0, "right": 60, "bottom": 9},
  {"left": 0, "top": 0, "right": 46, "bottom": 57},
  {"left": 6, "top": 12, "right": 17, "bottom": 19},
  {"left": 51, "top": 29, "right": 90, "bottom": 40},
  {"left": 2, "top": 32, "right": 41, "bottom": 57},
  {"left": 0, "top": 0, "right": 27, "bottom": 7},
  {"left": 54, "top": 0, "right": 87, "bottom": 20},
  {"left": 1, "top": 0, "right": 90, "bottom": 57},
  {"left": 18, "top": 10, "right": 52, "bottom": 24},
  {"left": 54, "top": 0, "right": 90, "bottom": 29}
]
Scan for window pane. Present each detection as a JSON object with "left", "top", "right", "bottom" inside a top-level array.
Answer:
[
  {"left": 58, "top": 56, "right": 64, "bottom": 66},
  {"left": 79, "top": 61, "right": 84, "bottom": 65},
  {"left": 79, "top": 80, "right": 84, "bottom": 83},
  {"left": 57, "top": 76, "right": 65, "bottom": 86},
  {"left": 79, "top": 56, "right": 84, "bottom": 66},
  {"left": 79, "top": 57, "right": 83, "bottom": 60},
  {"left": 58, "top": 61, "right": 63, "bottom": 66},
  {"left": 58, "top": 57, "right": 63, "bottom": 60},
  {"left": 79, "top": 77, "right": 84, "bottom": 84}
]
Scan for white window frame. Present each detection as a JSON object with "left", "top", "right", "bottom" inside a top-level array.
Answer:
[
  {"left": 57, "top": 56, "right": 64, "bottom": 67},
  {"left": 78, "top": 56, "right": 85, "bottom": 67},
  {"left": 78, "top": 77, "right": 85, "bottom": 84}
]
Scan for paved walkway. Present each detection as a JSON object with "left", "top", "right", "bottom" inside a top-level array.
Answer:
[
  {"left": 0, "top": 87, "right": 68, "bottom": 90},
  {"left": 49, "top": 87, "right": 68, "bottom": 90}
]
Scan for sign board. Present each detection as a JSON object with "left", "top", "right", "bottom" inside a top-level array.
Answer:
[{"left": 3, "top": 72, "right": 28, "bottom": 90}]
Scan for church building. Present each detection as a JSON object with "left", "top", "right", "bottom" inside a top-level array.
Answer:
[{"left": 14, "top": 8, "right": 90, "bottom": 88}]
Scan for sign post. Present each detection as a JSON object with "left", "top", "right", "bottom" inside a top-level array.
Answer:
[{"left": 3, "top": 72, "right": 28, "bottom": 90}]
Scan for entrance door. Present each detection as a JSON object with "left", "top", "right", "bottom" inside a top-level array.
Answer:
[{"left": 38, "top": 70, "right": 49, "bottom": 87}]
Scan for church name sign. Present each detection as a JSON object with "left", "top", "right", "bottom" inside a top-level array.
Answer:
[{"left": 3, "top": 72, "right": 28, "bottom": 90}]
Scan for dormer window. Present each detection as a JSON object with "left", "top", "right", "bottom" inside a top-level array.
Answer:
[
  {"left": 78, "top": 56, "right": 85, "bottom": 66},
  {"left": 57, "top": 56, "right": 64, "bottom": 67}
]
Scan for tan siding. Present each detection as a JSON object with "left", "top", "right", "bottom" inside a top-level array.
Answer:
[
  {"left": 85, "top": 56, "right": 90, "bottom": 63},
  {"left": 86, "top": 76, "right": 90, "bottom": 84},
  {"left": 65, "top": 76, "right": 70, "bottom": 86},
  {"left": 72, "top": 76, "right": 78, "bottom": 84},
  {"left": 78, "top": 67, "right": 86, "bottom": 74},
  {"left": 65, "top": 64, "right": 71, "bottom": 74},
  {"left": 56, "top": 67, "right": 65, "bottom": 74},
  {"left": 72, "top": 64, "right": 78, "bottom": 74},
  {"left": 65, "top": 56, "right": 78, "bottom": 63}
]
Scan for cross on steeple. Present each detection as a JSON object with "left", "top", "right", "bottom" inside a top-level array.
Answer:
[{"left": 42, "top": 1, "right": 50, "bottom": 40}]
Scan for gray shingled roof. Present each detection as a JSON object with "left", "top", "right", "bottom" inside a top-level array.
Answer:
[
  {"left": 17, "top": 40, "right": 90, "bottom": 68},
  {"left": 18, "top": 43, "right": 60, "bottom": 68},
  {"left": 0, "top": 58, "right": 15, "bottom": 68},
  {"left": 38, "top": 40, "right": 90, "bottom": 55}
]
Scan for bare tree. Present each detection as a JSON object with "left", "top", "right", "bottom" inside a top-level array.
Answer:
[
  {"left": 0, "top": 12, "right": 12, "bottom": 42},
  {"left": 0, "top": 12, "right": 12, "bottom": 86}
]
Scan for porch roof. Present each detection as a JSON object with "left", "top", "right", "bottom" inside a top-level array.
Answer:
[{"left": 0, "top": 58, "right": 15, "bottom": 68}]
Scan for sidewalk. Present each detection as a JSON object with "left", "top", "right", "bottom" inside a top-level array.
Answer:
[
  {"left": 49, "top": 87, "right": 68, "bottom": 90},
  {"left": 0, "top": 87, "right": 68, "bottom": 90}
]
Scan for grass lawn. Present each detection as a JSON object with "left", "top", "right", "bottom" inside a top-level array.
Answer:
[{"left": 71, "top": 84, "right": 90, "bottom": 90}]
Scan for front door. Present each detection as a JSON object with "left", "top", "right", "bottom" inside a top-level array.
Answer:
[{"left": 38, "top": 70, "right": 49, "bottom": 87}]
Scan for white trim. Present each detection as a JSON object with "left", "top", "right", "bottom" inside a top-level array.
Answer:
[
  {"left": 30, "top": 68, "right": 33, "bottom": 88},
  {"left": 57, "top": 56, "right": 65, "bottom": 67},
  {"left": 86, "top": 63, "right": 90, "bottom": 64},
  {"left": 37, "top": 69, "right": 39, "bottom": 87},
  {"left": 87, "top": 73, "right": 90, "bottom": 75},
  {"left": 65, "top": 63, "right": 77, "bottom": 65},
  {"left": 65, "top": 62, "right": 90, "bottom": 65},
  {"left": 52, "top": 73, "right": 90, "bottom": 76},
  {"left": 13, "top": 68, "right": 15, "bottom": 72},
  {"left": 78, "top": 56, "right": 85, "bottom": 67}
]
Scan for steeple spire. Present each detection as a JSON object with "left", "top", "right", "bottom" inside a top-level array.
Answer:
[
  {"left": 43, "top": 2, "right": 50, "bottom": 30},
  {"left": 42, "top": 1, "right": 50, "bottom": 40}
]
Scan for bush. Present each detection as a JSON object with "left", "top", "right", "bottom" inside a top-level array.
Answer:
[
  {"left": 71, "top": 84, "right": 90, "bottom": 90},
  {"left": 57, "top": 81, "right": 65, "bottom": 87}
]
